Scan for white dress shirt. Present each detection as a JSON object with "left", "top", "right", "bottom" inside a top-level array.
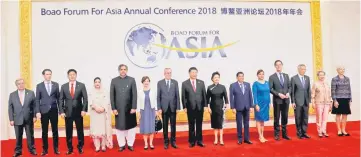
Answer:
[
  {"left": 18, "top": 90, "right": 25, "bottom": 105},
  {"left": 190, "top": 79, "right": 197, "bottom": 89}
]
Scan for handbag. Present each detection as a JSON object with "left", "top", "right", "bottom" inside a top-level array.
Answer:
[{"left": 155, "top": 115, "right": 163, "bottom": 133}]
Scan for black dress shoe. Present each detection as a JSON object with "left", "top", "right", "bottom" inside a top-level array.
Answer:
[
  {"left": 13, "top": 153, "right": 22, "bottom": 157},
  {"left": 30, "top": 150, "right": 38, "bottom": 155},
  {"left": 54, "top": 148, "right": 60, "bottom": 155},
  {"left": 164, "top": 144, "right": 168, "bottom": 149},
  {"left": 237, "top": 141, "right": 242, "bottom": 145},
  {"left": 41, "top": 150, "right": 48, "bottom": 156},
  {"left": 244, "top": 140, "right": 253, "bottom": 144},
  {"left": 119, "top": 146, "right": 126, "bottom": 152},
  {"left": 128, "top": 146, "right": 134, "bottom": 151},
  {"left": 66, "top": 150, "right": 73, "bottom": 155},
  {"left": 302, "top": 134, "right": 311, "bottom": 139},
  {"left": 78, "top": 148, "right": 84, "bottom": 154},
  {"left": 274, "top": 136, "right": 280, "bottom": 141},
  {"left": 197, "top": 142, "right": 205, "bottom": 147},
  {"left": 282, "top": 135, "right": 291, "bottom": 140},
  {"left": 171, "top": 143, "right": 178, "bottom": 149},
  {"left": 189, "top": 143, "right": 195, "bottom": 148}
]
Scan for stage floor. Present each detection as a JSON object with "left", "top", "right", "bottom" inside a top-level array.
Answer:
[{"left": 1, "top": 121, "right": 360, "bottom": 157}]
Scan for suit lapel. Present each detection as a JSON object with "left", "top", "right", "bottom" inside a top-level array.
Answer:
[
  {"left": 64, "top": 82, "right": 71, "bottom": 97},
  {"left": 74, "top": 81, "right": 80, "bottom": 99},
  {"left": 23, "top": 90, "right": 29, "bottom": 107},
  {"left": 15, "top": 91, "right": 22, "bottom": 106}
]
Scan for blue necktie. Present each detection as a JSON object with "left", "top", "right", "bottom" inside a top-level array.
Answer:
[
  {"left": 46, "top": 83, "right": 51, "bottom": 95},
  {"left": 280, "top": 73, "right": 284, "bottom": 86},
  {"left": 301, "top": 77, "right": 305, "bottom": 88}
]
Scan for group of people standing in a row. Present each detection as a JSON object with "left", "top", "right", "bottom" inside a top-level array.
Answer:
[{"left": 8, "top": 60, "right": 352, "bottom": 157}]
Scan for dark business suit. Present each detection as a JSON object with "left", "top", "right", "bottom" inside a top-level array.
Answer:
[
  {"left": 59, "top": 81, "right": 88, "bottom": 151},
  {"left": 182, "top": 79, "right": 207, "bottom": 144},
  {"left": 157, "top": 79, "right": 180, "bottom": 145},
  {"left": 269, "top": 72, "right": 291, "bottom": 137},
  {"left": 35, "top": 81, "right": 60, "bottom": 152},
  {"left": 229, "top": 82, "right": 253, "bottom": 142},
  {"left": 8, "top": 89, "right": 36, "bottom": 154},
  {"left": 291, "top": 75, "right": 311, "bottom": 137}
]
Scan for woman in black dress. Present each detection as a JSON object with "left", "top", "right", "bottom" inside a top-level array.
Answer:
[{"left": 207, "top": 72, "right": 229, "bottom": 146}]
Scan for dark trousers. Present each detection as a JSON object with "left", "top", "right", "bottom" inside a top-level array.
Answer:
[
  {"left": 14, "top": 121, "right": 35, "bottom": 154},
  {"left": 236, "top": 110, "right": 250, "bottom": 142},
  {"left": 273, "top": 101, "right": 289, "bottom": 136},
  {"left": 162, "top": 107, "right": 177, "bottom": 144},
  {"left": 295, "top": 104, "right": 309, "bottom": 136},
  {"left": 41, "top": 108, "right": 59, "bottom": 151},
  {"left": 65, "top": 116, "right": 84, "bottom": 151},
  {"left": 186, "top": 108, "right": 203, "bottom": 144}
]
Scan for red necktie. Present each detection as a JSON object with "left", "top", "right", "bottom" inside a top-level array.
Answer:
[
  {"left": 70, "top": 83, "right": 74, "bottom": 98},
  {"left": 192, "top": 80, "right": 196, "bottom": 92}
]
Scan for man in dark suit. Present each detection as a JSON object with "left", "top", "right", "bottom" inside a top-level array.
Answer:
[
  {"left": 229, "top": 72, "right": 253, "bottom": 144},
  {"left": 291, "top": 64, "right": 312, "bottom": 139},
  {"left": 157, "top": 68, "right": 180, "bottom": 149},
  {"left": 8, "top": 78, "right": 37, "bottom": 157},
  {"left": 59, "top": 69, "right": 88, "bottom": 155},
  {"left": 269, "top": 60, "right": 292, "bottom": 141},
  {"left": 181, "top": 67, "right": 207, "bottom": 148},
  {"left": 35, "top": 69, "right": 60, "bottom": 156},
  {"left": 110, "top": 64, "right": 137, "bottom": 152}
]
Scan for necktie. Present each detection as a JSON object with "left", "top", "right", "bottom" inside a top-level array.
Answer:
[
  {"left": 191, "top": 80, "right": 196, "bottom": 92},
  {"left": 240, "top": 84, "right": 245, "bottom": 94},
  {"left": 301, "top": 77, "right": 305, "bottom": 88},
  {"left": 166, "top": 80, "right": 170, "bottom": 91},
  {"left": 19, "top": 91, "right": 23, "bottom": 106},
  {"left": 280, "top": 73, "right": 284, "bottom": 85},
  {"left": 46, "top": 82, "right": 51, "bottom": 95},
  {"left": 70, "top": 83, "right": 74, "bottom": 98}
]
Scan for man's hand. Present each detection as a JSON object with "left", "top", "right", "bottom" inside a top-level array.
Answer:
[
  {"left": 130, "top": 109, "right": 136, "bottom": 114},
  {"left": 292, "top": 103, "right": 296, "bottom": 109},
  {"left": 250, "top": 108, "right": 254, "bottom": 114},
  {"left": 60, "top": 113, "right": 66, "bottom": 119},
  {"left": 208, "top": 107, "right": 212, "bottom": 114},
  {"left": 232, "top": 109, "right": 236, "bottom": 114},
  {"left": 33, "top": 118, "right": 37, "bottom": 123},
  {"left": 312, "top": 103, "right": 315, "bottom": 109},
  {"left": 10, "top": 121, "right": 14, "bottom": 126},
  {"left": 278, "top": 93, "right": 286, "bottom": 99},
  {"left": 113, "top": 110, "right": 118, "bottom": 115},
  {"left": 183, "top": 108, "right": 187, "bottom": 113},
  {"left": 36, "top": 113, "right": 41, "bottom": 120},
  {"left": 81, "top": 111, "right": 86, "bottom": 117},
  {"left": 158, "top": 109, "right": 162, "bottom": 115},
  {"left": 286, "top": 93, "right": 290, "bottom": 98}
]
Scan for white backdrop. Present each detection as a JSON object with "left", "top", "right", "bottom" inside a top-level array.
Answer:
[{"left": 31, "top": 1, "right": 313, "bottom": 91}]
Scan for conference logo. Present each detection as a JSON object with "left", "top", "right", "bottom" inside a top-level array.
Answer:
[{"left": 124, "top": 23, "right": 238, "bottom": 68}]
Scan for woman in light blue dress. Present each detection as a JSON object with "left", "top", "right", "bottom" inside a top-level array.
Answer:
[
  {"left": 138, "top": 76, "right": 157, "bottom": 150},
  {"left": 252, "top": 70, "right": 271, "bottom": 143}
]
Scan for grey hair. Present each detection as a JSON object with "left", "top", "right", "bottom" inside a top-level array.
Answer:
[
  {"left": 297, "top": 64, "right": 306, "bottom": 69},
  {"left": 15, "top": 78, "right": 24, "bottom": 85}
]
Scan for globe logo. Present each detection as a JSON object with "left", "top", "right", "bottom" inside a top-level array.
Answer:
[{"left": 124, "top": 23, "right": 167, "bottom": 68}]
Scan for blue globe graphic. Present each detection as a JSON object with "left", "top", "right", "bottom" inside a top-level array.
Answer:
[{"left": 124, "top": 23, "right": 167, "bottom": 68}]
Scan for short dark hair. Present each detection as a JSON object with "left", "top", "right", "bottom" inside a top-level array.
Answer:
[
  {"left": 274, "top": 60, "right": 283, "bottom": 66},
  {"left": 141, "top": 76, "right": 150, "bottom": 83},
  {"left": 67, "top": 69, "right": 77, "bottom": 75},
  {"left": 42, "top": 69, "right": 52, "bottom": 75},
  {"left": 236, "top": 71, "right": 244, "bottom": 77},
  {"left": 118, "top": 64, "right": 128, "bottom": 71},
  {"left": 94, "top": 77, "right": 101, "bottom": 82},
  {"left": 188, "top": 67, "right": 198, "bottom": 73},
  {"left": 211, "top": 71, "right": 220, "bottom": 80},
  {"left": 257, "top": 69, "right": 264, "bottom": 75}
]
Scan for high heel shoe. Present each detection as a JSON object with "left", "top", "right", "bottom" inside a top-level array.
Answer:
[
  {"left": 259, "top": 138, "right": 265, "bottom": 143},
  {"left": 323, "top": 133, "right": 329, "bottom": 137},
  {"left": 101, "top": 147, "right": 106, "bottom": 152},
  {"left": 144, "top": 145, "right": 149, "bottom": 150},
  {"left": 220, "top": 141, "right": 224, "bottom": 146},
  {"left": 150, "top": 145, "right": 155, "bottom": 150},
  {"left": 213, "top": 141, "right": 218, "bottom": 145},
  {"left": 338, "top": 132, "right": 344, "bottom": 136},
  {"left": 343, "top": 133, "right": 350, "bottom": 136}
]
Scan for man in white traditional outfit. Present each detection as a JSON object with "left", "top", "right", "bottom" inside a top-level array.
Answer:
[{"left": 110, "top": 64, "right": 138, "bottom": 152}]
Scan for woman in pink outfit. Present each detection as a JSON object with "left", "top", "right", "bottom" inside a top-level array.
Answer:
[{"left": 311, "top": 71, "right": 333, "bottom": 138}]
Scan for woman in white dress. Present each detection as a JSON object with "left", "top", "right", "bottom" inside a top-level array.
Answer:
[{"left": 89, "top": 77, "right": 113, "bottom": 152}]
